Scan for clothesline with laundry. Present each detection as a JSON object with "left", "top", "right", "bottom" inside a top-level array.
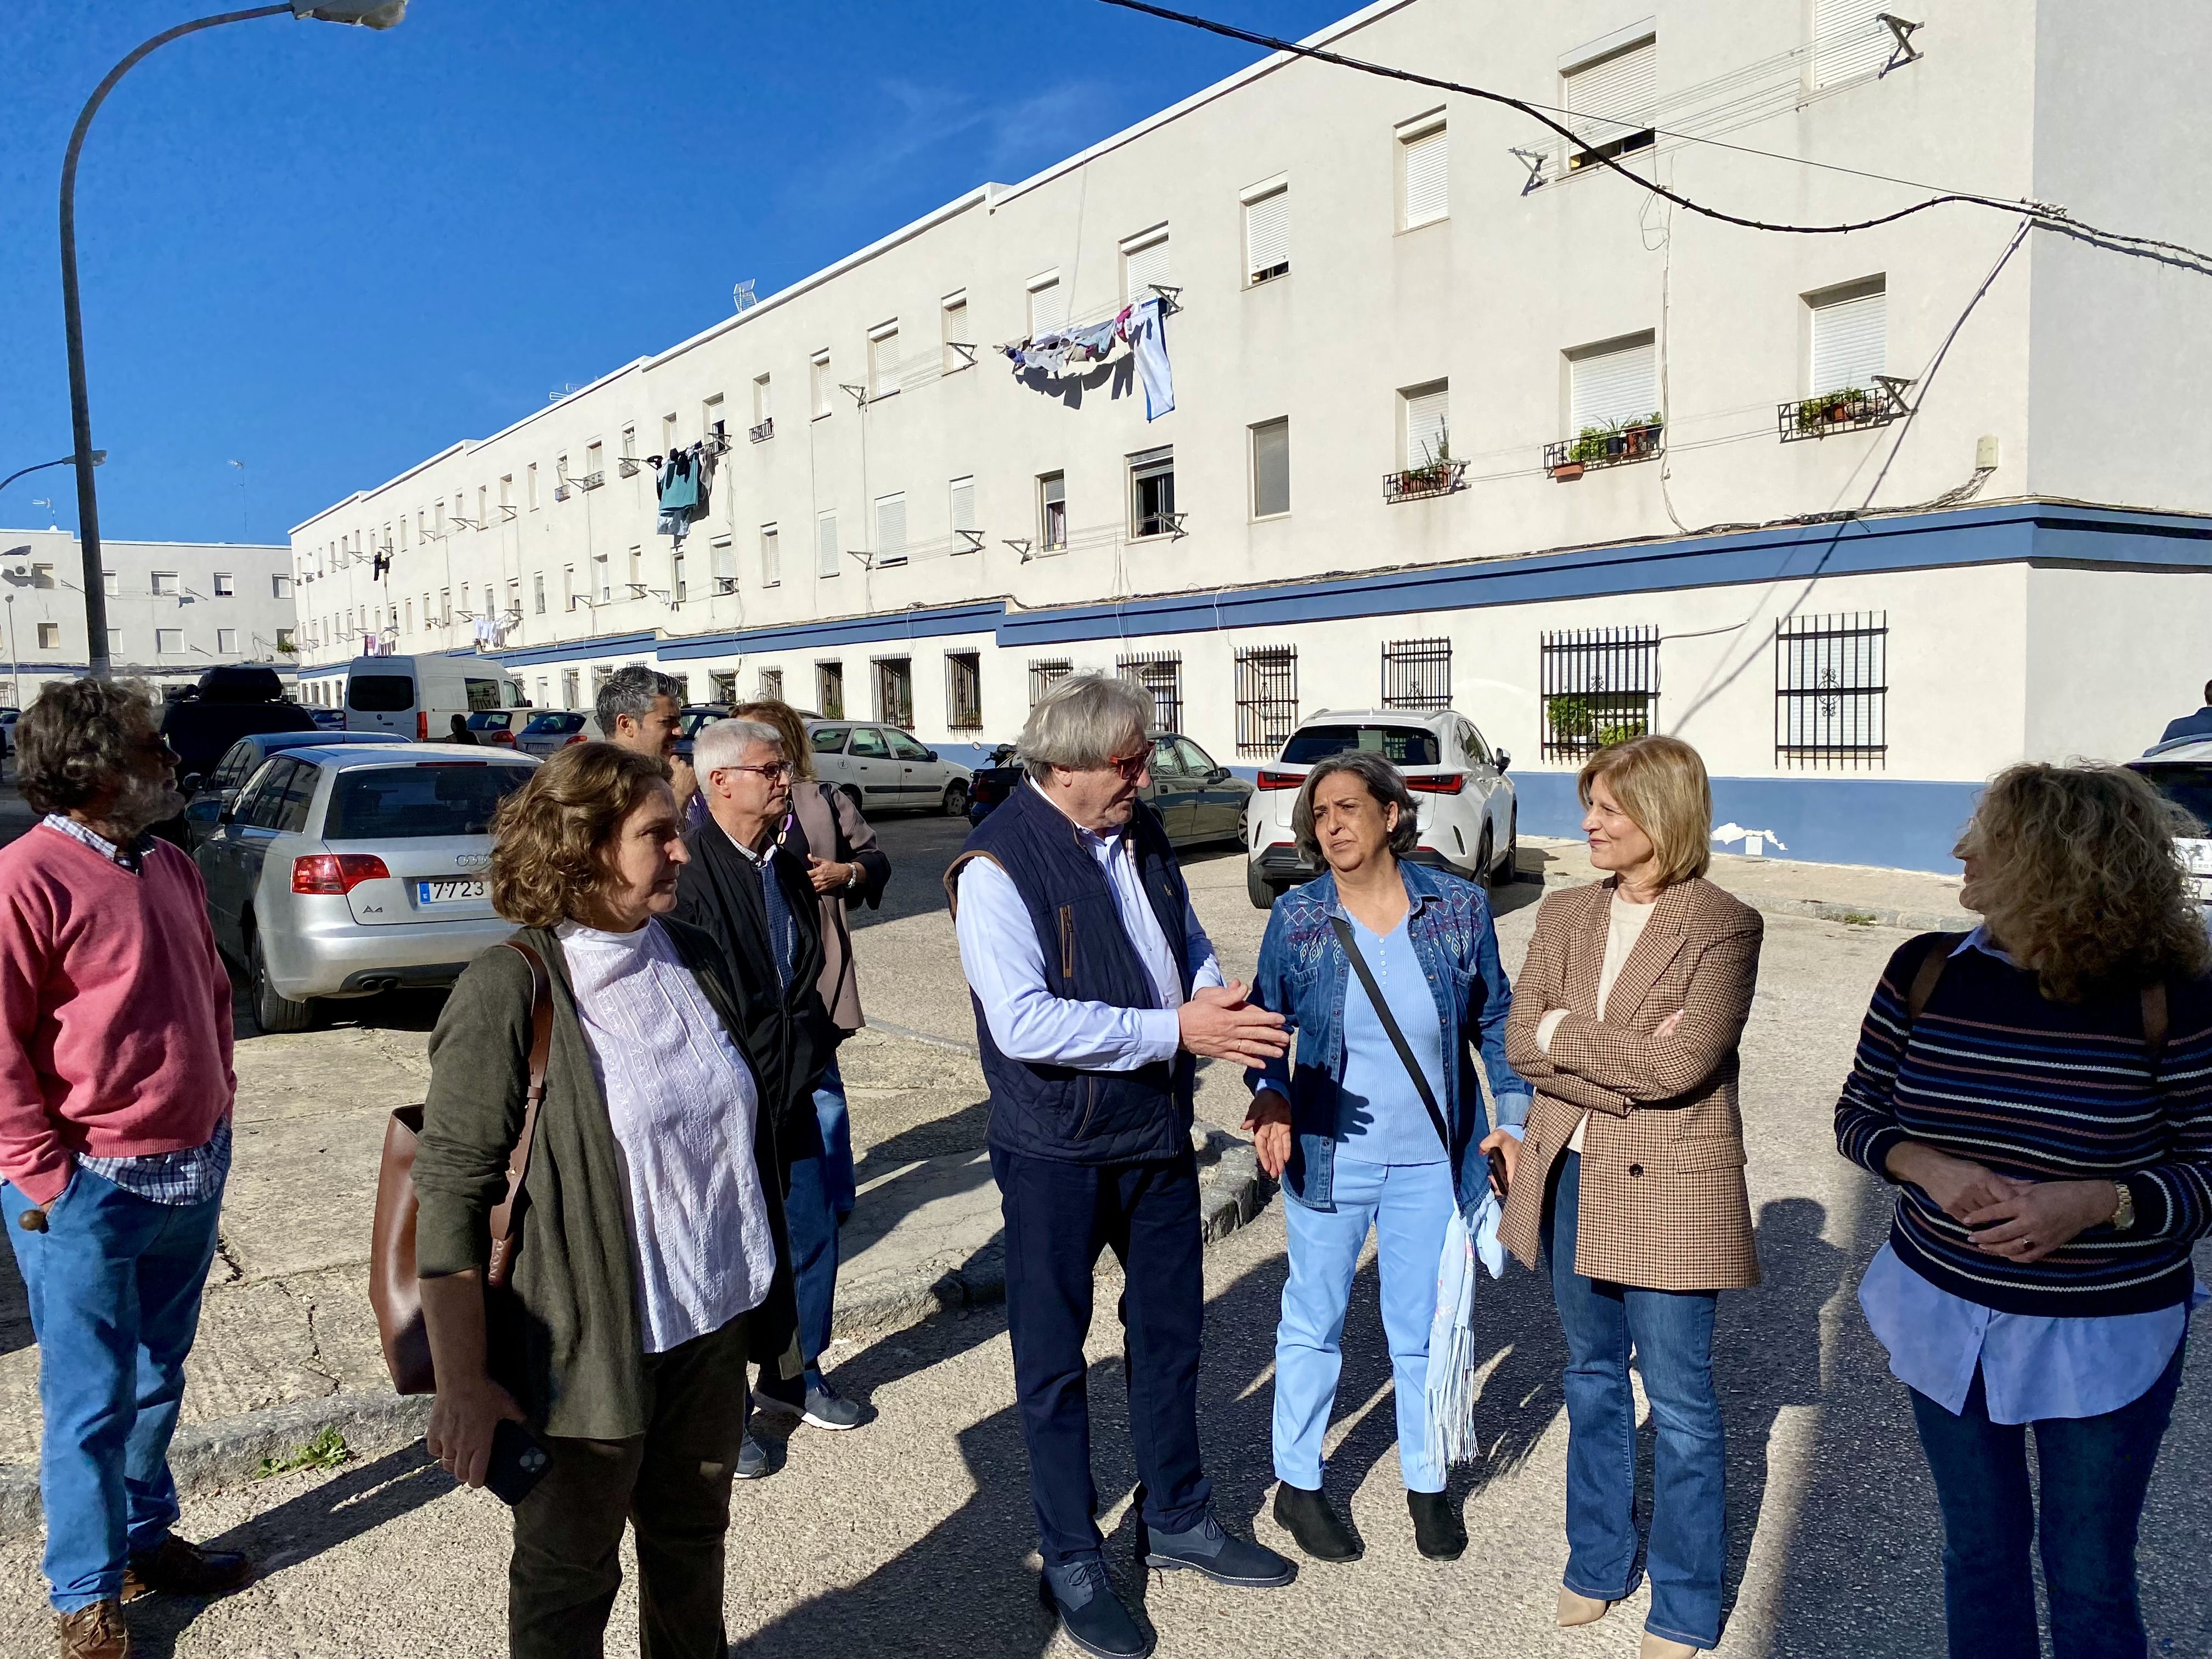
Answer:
[
  {"left": 653, "top": 439, "right": 721, "bottom": 541},
  {"left": 997, "top": 292, "right": 1177, "bottom": 421}
]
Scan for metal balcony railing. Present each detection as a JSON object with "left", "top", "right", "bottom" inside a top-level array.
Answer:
[
  {"left": 1383, "top": 460, "right": 1468, "bottom": 503},
  {"left": 552, "top": 483, "right": 571, "bottom": 503},
  {"left": 749, "top": 417, "right": 774, "bottom": 443},
  {"left": 618, "top": 456, "right": 642, "bottom": 477},
  {"left": 576, "top": 471, "right": 606, "bottom": 492},
  {"left": 1777, "top": 380, "right": 1910, "bottom": 442},
  {"left": 1545, "top": 420, "right": 1664, "bottom": 478}
]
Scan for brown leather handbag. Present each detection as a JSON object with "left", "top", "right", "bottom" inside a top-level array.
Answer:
[{"left": 369, "top": 941, "right": 554, "bottom": 1395}]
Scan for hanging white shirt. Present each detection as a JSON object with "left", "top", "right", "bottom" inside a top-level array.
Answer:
[{"left": 556, "top": 916, "right": 777, "bottom": 1353}]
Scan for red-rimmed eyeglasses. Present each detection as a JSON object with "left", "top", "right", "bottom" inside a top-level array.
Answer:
[{"left": 1104, "top": 749, "right": 1150, "bottom": 781}]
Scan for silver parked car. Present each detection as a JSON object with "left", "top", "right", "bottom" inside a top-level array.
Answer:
[
  {"left": 806, "top": 719, "right": 973, "bottom": 816},
  {"left": 194, "top": 743, "right": 537, "bottom": 1032},
  {"left": 515, "top": 709, "right": 591, "bottom": 759}
]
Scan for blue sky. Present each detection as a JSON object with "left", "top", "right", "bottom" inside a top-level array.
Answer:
[{"left": 1, "top": 0, "right": 1353, "bottom": 546}]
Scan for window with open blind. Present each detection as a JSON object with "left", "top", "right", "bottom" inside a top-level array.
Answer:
[
  {"left": 1401, "top": 123, "right": 1448, "bottom": 227},
  {"left": 1569, "top": 336, "right": 1657, "bottom": 433},
  {"left": 1245, "top": 186, "right": 1289, "bottom": 283},
  {"left": 816, "top": 511, "right": 838, "bottom": 578},
  {"left": 1402, "top": 382, "right": 1450, "bottom": 467},
  {"left": 949, "top": 475, "right": 977, "bottom": 539},
  {"left": 868, "top": 325, "right": 900, "bottom": 398},
  {"left": 1810, "top": 284, "right": 1886, "bottom": 393},
  {"left": 1124, "top": 233, "right": 1171, "bottom": 301},
  {"left": 1563, "top": 37, "right": 1657, "bottom": 167},
  {"left": 1028, "top": 275, "right": 1065, "bottom": 334},
  {"left": 1814, "top": 0, "right": 1893, "bottom": 87},
  {"left": 941, "top": 293, "right": 970, "bottom": 371}
]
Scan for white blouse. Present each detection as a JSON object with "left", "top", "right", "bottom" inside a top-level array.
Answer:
[
  {"left": 556, "top": 917, "right": 776, "bottom": 1353},
  {"left": 1545, "top": 891, "right": 1660, "bottom": 1155}
]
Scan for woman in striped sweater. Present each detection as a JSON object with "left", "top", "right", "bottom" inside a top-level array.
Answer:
[{"left": 1835, "top": 762, "right": 2212, "bottom": 1659}]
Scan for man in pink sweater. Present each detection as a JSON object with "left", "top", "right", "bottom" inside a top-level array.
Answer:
[{"left": 0, "top": 680, "right": 250, "bottom": 1659}]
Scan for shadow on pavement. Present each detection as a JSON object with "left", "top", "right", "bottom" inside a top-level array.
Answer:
[{"left": 119, "top": 1446, "right": 449, "bottom": 1658}]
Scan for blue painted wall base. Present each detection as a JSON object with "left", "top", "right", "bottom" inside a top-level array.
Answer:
[{"left": 1509, "top": 771, "right": 1980, "bottom": 874}]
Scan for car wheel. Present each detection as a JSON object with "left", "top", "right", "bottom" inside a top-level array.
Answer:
[
  {"left": 1247, "top": 863, "right": 1278, "bottom": 911},
  {"left": 250, "top": 929, "right": 313, "bottom": 1035},
  {"left": 1495, "top": 805, "right": 1519, "bottom": 888},
  {"left": 1472, "top": 828, "right": 1493, "bottom": 889},
  {"left": 943, "top": 778, "right": 970, "bottom": 817}
]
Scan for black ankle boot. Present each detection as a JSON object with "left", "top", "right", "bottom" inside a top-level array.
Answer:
[
  {"left": 1272, "top": 1482, "right": 1361, "bottom": 1562},
  {"left": 1407, "top": 1490, "right": 1466, "bottom": 1560}
]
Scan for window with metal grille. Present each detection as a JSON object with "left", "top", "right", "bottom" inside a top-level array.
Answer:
[
  {"left": 1776, "top": 612, "right": 1887, "bottom": 768},
  {"left": 1118, "top": 651, "right": 1184, "bottom": 732},
  {"left": 1381, "top": 637, "right": 1452, "bottom": 711},
  {"left": 816, "top": 661, "right": 845, "bottom": 720},
  {"left": 874, "top": 657, "right": 914, "bottom": 729},
  {"left": 1235, "top": 646, "right": 1298, "bottom": 757},
  {"left": 1029, "top": 658, "right": 1072, "bottom": 707},
  {"left": 947, "top": 651, "right": 982, "bottom": 729},
  {"left": 1541, "top": 625, "right": 1660, "bottom": 760}
]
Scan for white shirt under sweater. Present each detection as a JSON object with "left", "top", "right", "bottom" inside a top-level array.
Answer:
[
  {"left": 1541, "top": 891, "right": 1658, "bottom": 1155},
  {"left": 556, "top": 916, "right": 776, "bottom": 1353}
]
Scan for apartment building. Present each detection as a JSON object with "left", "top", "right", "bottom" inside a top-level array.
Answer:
[
  {"left": 288, "top": 0, "right": 2212, "bottom": 869},
  {"left": 0, "top": 529, "right": 297, "bottom": 703}
]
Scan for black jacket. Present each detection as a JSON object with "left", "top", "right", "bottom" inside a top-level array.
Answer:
[{"left": 672, "top": 815, "right": 837, "bottom": 1161}]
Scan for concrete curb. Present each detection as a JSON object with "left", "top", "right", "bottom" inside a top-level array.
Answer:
[
  {"left": 1538, "top": 869, "right": 1964, "bottom": 936},
  {"left": 0, "top": 1140, "right": 1278, "bottom": 1536}
]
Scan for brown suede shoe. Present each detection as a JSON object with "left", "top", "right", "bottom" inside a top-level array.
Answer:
[
  {"left": 56, "top": 1599, "right": 128, "bottom": 1658},
  {"left": 120, "top": 1536, "right": 250, "bottom": 1602}
]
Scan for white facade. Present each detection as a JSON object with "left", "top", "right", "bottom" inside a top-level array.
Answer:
[
  {"left": 287, "top": 0, "right": 2212, "bottom": 868},
  {"left": 0, "top": 529, "right": 298, "bottom": 705}
]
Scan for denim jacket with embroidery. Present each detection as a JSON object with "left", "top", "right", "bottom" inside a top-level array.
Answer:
[{"left": 1248, "top": 861, "right": 1531, "bottom": 1213}]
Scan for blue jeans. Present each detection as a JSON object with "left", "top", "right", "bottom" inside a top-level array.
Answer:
[
  {"left": 758, "top": 1063, "right": 854, "bottom": 1402},
  {"left": 1274, "top": 1158, "right": 1456, "bottom": 1493},
  {"left": 2, "top": 1166, "right": 223, "bottom": 1612},
  {"left": 1908, "top": 1341, "right": 2185, "bottom": 1659},
  {"left": 814, "top": 1058, "right": 855, "bottom": 1221},
  {"left": 1541, "top": 1152, "right": 1725, "bottom": 1650}
]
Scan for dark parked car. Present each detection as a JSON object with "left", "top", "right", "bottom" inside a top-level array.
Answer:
[
  {"left": 966, "top": 731, "right": 1250, "bottom": 849},
  {"left": 154, "top": 672, "right": 318, "bottom": 848},
  {"left": 309, "top": 707, "right": 347, "bottom": 730},
  {"left": 178, "top": 730, "right": 408, "bottom": 850}
]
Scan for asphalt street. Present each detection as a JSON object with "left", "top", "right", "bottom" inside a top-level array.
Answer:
[{"left": 1, "top": 797, "right": 2207, "bottom": 1657}]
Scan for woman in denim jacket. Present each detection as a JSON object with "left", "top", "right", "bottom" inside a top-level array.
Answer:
[{"left": 1245, "top": 750, "right": 1531, "bottom": 1563}]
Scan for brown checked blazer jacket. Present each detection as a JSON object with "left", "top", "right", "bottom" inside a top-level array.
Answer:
[{"left": 1496, "top": 874, "right": 1765, "bottom": 1291}]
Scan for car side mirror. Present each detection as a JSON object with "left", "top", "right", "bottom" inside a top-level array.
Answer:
[
  {"left": 1207, "top": 766, "right": 1231, "bottom": 783},
  {"left": 180, "top": 773, "right": 203, "bottom": 794},
  {"left": 1494, "top": 749, "right": 1511, "bottom": 774},
  {"left": 923, "top": 748, "right": 939, "bottom": 761},
  {"left": 184, "top": 797, "right": 219, "bottom": 825}
]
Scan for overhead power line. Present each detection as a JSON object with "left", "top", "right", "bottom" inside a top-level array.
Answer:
[{"left": 1094, "top": 0, "right": 2212, "bottom": 272}]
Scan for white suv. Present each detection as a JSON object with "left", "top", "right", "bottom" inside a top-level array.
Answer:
[{"left": 1245, "top": 708, "right": 1516, "bottom": 908}]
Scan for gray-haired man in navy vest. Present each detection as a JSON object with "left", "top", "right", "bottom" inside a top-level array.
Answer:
[{"left": 949, "top": 674, "right": 1294, "bottom": 1658}]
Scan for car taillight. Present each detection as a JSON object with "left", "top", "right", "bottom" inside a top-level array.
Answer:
[
  {"left": 562, "top": 732, "right": 587, "bottom": 746},
  {"left": 492, "top": 731, "right": 516, "bottom": 746},
  {"left": 1404, "top": 772, "right": 1467, "bottom": 795},
  {"left": 416, "top": 711, "right": 428, "bottom": 741},
  {"left": 291, "top": 854, "right": 391, "bottom": 895},
  {"left": 1256, "top": 770, "right": 1304, "bottom": 791}
]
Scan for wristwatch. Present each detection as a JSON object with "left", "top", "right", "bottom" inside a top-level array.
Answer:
[{"left": 2111, "top": 1181, "right": 2137, "bottom": 1233}]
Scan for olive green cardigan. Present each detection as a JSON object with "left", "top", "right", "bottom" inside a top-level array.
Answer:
[{"left": 411, "top": 919, "right": 803, "bottom": 1441}]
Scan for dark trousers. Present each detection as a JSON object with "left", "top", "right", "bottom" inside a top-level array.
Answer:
[
  {"left": 990, "top": 1144, "right": 1212, "bottom": 1565},
  {"left": 1909, "top": 1341, "right": 2186, "bottom": 1659},
  {"left": 509, "top": 1317, "right": 749, "bottom": 1659},
  {"left": 757, "top": 1146, "right": 838, "bottom": 1401}
]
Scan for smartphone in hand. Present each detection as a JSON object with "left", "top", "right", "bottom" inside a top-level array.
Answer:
[
  {"left": 1487, "top": 1146, "right": 1511, "bottom": 1200},
  {"left": 485, "top": 1418, "right": 552, "bottom": 1506}
]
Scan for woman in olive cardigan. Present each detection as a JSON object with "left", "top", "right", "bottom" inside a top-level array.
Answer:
[{"left": 413, "top": 743, "right": 800, "bottom": 1659}]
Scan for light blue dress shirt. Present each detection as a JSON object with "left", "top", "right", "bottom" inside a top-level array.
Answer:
[
  {"left": 953, "top": 783, "right": 1224, "bottom": 1071},
  {"left": 1338, "top": 915, "right": 1449, "bottom": 1167},
  {"left": 1857, "top": 926, "right": 2201, "bottom": 1423}
]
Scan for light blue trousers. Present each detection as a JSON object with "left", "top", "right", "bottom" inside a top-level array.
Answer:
[{"left": 1273, "top": 1158, "right": 1456, "bottom": 1494}]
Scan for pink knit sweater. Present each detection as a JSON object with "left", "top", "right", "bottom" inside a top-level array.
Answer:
[{"left": 0, "top": 825, "right": 235, "bottom": 1205}]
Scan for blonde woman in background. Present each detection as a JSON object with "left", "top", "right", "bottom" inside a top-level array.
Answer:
[{"left": 1489, "top": 734, "right": 1764, "bottom": 1659}]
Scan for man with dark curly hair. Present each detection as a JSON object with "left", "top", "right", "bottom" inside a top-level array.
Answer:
[{"left": 0, "top": 680, "right": 249, "bottom": 1657}]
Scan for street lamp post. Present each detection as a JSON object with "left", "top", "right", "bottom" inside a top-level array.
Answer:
[
  {"left": 59, "top": 0, "right": 406, "bottom": 679},
  {"left": 0, "top": 452, "right": 104, "bottom": 499}
]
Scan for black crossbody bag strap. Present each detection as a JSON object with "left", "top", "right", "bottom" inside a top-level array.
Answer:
[{"left": 1330, "top": 913, "right": 1451, "bottom": 1153}]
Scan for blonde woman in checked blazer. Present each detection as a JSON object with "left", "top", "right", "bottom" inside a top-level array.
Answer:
[{"left": 1486, "top": 734, "right": 1764, "bottom": 1659}]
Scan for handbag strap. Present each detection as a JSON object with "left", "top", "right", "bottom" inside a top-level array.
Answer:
[
  {"left": 485, "top": 940, "right": 554, "bottom": 1290},
  {"left": 1329, "top": 913, "right": 1451, "bottom": 1154},
  {"left": 1908, "top": 932, "right": 2169, "bottom": 1071}
]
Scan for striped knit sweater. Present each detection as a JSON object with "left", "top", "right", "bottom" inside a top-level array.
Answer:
[{"left": 1835, "top": 933, "right": 2212, "bottom": 1317}]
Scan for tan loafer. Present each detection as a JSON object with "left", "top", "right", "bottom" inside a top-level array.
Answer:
[
  {"left": 1557, "top": 1585, "right": 1612, "bottom": 1626},
  {"left": 1639, "top": 1635, "right": 1702, "bottom": 1658}
]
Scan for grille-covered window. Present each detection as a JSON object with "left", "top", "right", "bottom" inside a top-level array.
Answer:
[
  {"left": 1776, "top": 611, "right": 1887, "bottom": 768},
  {"left": 1542, "top": 626, "right": 1660, "bottom": 760},
  {"left": 1235, "top": 645, "right": 1298, "bottom": 757},
  {"left": 1381, "top": 637, "right": 1452, "bottom": 712}
]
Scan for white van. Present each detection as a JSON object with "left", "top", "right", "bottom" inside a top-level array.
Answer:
[{"left": 343, "top": 655, "right": 529, "bottom": 742}]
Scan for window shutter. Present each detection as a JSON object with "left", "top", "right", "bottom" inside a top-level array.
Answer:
[
  {"left": 874, "top": 494, "right": 907, "bottom": 564},
  {"left": 1402, "top": 127, "right": 1448, "bottom": 225},
  {"left": 1125, "top": 236, "right": 1171, "bottom": 301},
  {"left": 870, "top": 330, "right": 899, "bottom": 396},
  {"left": 1251, "top": 420, "right": 1290, "bottom": 516},
  {"left": 1570, "top": 339, "right": 1657, "bottom": 433},
  {"left": 1404, "top": 385, "right": 1450, "bottom": 467},
  {"left": 1563, "top": 39, "right": 1657, "bottom": 151},
  {"left": 1814, "top": 0, "right": 1892, "bottom": 87},
  {"left": 949, "top": 476, "right": 977, "bottom": 534},
  {"left": 1810, "top": 290, "right": 1886, "bottom": 393},
  {"left": 1245, "top": 189, "right": 1289, "bottom": 278},
  {"left": 816, "top": 512, "right": 839, "bottom": 577},
  {"left": 1029, "top": 280, "right": 1066, "bottom": 334}
]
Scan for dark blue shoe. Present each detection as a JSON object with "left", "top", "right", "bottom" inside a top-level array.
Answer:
[
  {"left": 1142, "top": 1512, "right": 1296, "bottom": 1587},
  {"left": 1040, "top": 1554, "right": 1153, "bottom": 1658}
]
